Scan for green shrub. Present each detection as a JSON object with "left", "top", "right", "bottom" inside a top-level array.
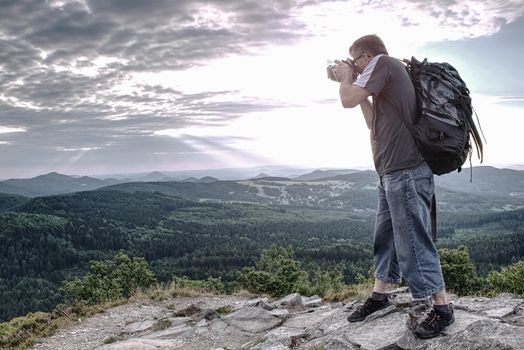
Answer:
[
  {"left": 237, "top": 246, "right": 308, "bottom": 297},
  {"left": 438, "top": 245, "right": 482, "bottom": 295},
  {"left": 215, "top": 305, "right": 233, "bottom": 315},
  {"left": 170, "top": 276, "right": 225, "bottom": 295},
  {"left": 0, "top": 312, "right": 57, "bottom": 350},
  {"left": 299, "top": 268, "right": 344, "bottom": 297},
  {"left": 62, "top": 252, "right": 156, "bottom": 305},
  {"left": 486, "top": 260, "right": 524, "bottom": 297}
]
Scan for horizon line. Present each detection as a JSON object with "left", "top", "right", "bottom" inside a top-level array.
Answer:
[{"left": 1, "top": 163, "right": 523, "bottom": 181}]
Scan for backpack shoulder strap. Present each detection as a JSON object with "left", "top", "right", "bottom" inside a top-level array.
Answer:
[{"left": 431, "top": 193, "right": 437, "bottom": 242}]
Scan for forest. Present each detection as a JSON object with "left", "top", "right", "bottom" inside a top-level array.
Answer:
[{"left": 0, "top": 189, "right": 523, "bottom": 322}]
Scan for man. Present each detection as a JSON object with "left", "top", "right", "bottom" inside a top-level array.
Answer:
[{"left": 330, "top": 34, "right": 454, "bottom": 339}]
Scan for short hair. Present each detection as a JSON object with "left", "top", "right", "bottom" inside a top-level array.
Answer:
[{"left": 350, "top": 34, "right": 389, "bottom": 57}]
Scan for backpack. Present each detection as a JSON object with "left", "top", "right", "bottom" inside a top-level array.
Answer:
[
  {"left": 400, "top": 57, "right": 486, "bottom": 242},
  {"left": 402, "top": 57, "right": 485, "bottom": 176}
]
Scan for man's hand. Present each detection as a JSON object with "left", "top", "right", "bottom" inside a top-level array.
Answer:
[{"left": 333, "top": 60, "right": 354, "bottom": 83}]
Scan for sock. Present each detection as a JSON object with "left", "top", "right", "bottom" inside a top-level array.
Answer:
[
  {"left": 371, "top": 291, "right": 387, "bottom": 301},
  {"left": 434, "top": 304, "right": 452, "bottom": 318}
]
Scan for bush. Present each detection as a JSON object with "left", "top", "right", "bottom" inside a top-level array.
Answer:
[
  {"left": 170, "top": 276, "right": 225, "bottom": 295},
  {"left": 0, "top": 312, "right": 57, "bottom": 350},
  {"left": 486, "top": 260, "right": 524, "bottom": 297},
  {"left": 438, "top": 245, "right": 482, "bottom": 296},
  {"left": 237, "top": 246, "right": 308, "bottom": 297},
  {"left": 62, "top": 252, "right": 156, "bottom": 305},
  {"left": 299, "top": 268, "right": 344, "bottom": 297}
]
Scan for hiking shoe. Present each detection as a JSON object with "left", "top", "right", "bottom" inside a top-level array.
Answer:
[
  {"left": 347, "top": 296, "right": 392, "bottom": 322},
  {"left": 414, "top": 305, "right": 455, "bottom": 339}
]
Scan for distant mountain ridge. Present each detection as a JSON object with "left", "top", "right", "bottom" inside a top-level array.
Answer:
[
  {"left": 0, "top": 172, "right": 124, "bottom": 197},
  {"left": 293, "top": 169, "right": 359, "bottom": 181},
  {"left": 1, "top": 167, "right": 523, "bottom": 212},
  {"left": 98, "top": 166, "right": 524, "bottom": 214},
  {"left": 140, "top": 171, "right": 169, "bottom": 182},
  {"left": 434, "top": 166, "right": 524, "bottom": 196},
  {"left": 0, "top": 172, "right": 219, "bottom": 197}
]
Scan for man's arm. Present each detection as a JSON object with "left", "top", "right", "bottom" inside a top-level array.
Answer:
[
  {"left": 339, "top": 75, "right": 372, "bottom": 108},
  {"left": 332, "top": 59, "right": 373, "bottom": 127},
  {"left": 359, "top": 97, "right": 373, "bottom": 130}
]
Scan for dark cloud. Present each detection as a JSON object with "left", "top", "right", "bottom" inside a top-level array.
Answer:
[
  {"left": 0, "top": 0, "right": 521, "bottom": 178},
  {"left": 0, "top": 0, "right": 310, "bottom": 127}
]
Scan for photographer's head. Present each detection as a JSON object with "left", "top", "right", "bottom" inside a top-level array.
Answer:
[{"left": 349, "top": 34, "right": 388, "bottom": 73}]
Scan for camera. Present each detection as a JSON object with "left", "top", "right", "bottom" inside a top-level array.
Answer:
[{"left": 327, "top": 59, "right": 358, "bottom": 81}]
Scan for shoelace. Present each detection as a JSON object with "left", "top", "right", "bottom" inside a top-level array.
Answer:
[
  {"left": 422, "top": 309, "right": 438, "bottom": 327},
  {"left": 358, "top": 298, "right": 384, "bottom": 313}
]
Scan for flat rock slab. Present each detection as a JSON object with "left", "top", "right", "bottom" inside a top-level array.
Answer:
[
  {"left": 97, "top": 338, "right": 176, "bottom": 350},
  {"left": 146, "top": 323, "right": 193, "bottom": 340},
  {"left": 345, "top": 311, "right": 408, "bottom": 349},
  {"left": 222, "top": 306, "right": 283, "bottom": 333},
  {"left": 266, "top": 326, "right": 306, "bottom": 344},
  {"left": 453, "top": 294, "right": 524, "bottom": 319},
  {"left": 425, "top": 318, "right": 524, "bottom": 350},
  {"left": 122, "top": 319, "right": 157, "bottom": 334},
  {"left": 250, "top": 341, "right": 290, "bottom": 350},
  {"left": 283, "top": 305, "right": 339, "bottom": 329}
]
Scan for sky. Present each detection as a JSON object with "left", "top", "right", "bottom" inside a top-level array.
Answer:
[{"left": 1, "top": 0, "right": 523, "bottom": 180}]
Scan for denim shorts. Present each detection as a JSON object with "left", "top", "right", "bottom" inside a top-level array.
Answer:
[{"left": 373, "top": 161, "right": 445, "bottom": 299}]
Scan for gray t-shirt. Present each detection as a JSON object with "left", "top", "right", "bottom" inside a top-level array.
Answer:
[{"left": 354, "top": 54, "right": 423, "bottom": 177}]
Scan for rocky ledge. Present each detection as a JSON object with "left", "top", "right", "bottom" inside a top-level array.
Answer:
[{"left": 32, "top": 288, "right": 524, "bottom": 350}]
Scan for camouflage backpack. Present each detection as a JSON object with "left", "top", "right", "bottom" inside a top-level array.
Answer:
[
  {"left": 402, "top": 57, "right": 486, "bottom": 242},
  {"left": 402, "top": 57, "right": 484, "bottom": 176}
]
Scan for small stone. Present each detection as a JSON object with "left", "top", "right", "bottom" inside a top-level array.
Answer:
[
  {"left": 250, "top": 340, "right": 289, "bottom": 350},
  {"left": 302, "top": 295, "right": 322, "bottom": 308},
  {"left": 270, "top": 309, "right": 290, "bottom": 319},
  {"left": 386, "top": 286, "right": 410, "bottom": 295},
  {"left": 196, "top": 319, "right": 208, "bottom": 327},
  {"left": 122, "top": 319, "right": 156, "bottom": 333},
  {"left": 275, "top": 293, "right": 302, "bottom": 307},
  {"left": 252, "top": 299, "right": 277, "bottom": 311}
]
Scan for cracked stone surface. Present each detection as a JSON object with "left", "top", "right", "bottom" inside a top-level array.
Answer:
[{"left": 31, "top": 290, "right": 524, "bottom": 350}]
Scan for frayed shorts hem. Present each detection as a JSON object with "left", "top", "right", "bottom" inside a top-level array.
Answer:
[
  {"left": 375, "top": 273, "right": 402, "bottom": 285},
  {"left": 410, "top": 284, "right": 446, "bottom": 299}
]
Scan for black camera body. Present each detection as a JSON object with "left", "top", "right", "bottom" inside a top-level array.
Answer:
[{"left": 327, "top": 59, "right": 358, "bottom": 81}]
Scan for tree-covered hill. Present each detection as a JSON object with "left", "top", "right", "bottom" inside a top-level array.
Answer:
[
  {"left": 0, "top": 173, "right": 124, "bottom": 197},
  {"left": 0, "top": 190, "right": 370, "bottom": 321},
  {"left": 99, "top": 171, "right": 523, "bottom": 213},
  {"left": 433, "top": 166, "right": 524, "bottom": 196},
  {"left": 1, "top": 188, "right": 523, "bottom": 323},
  {"left": 0, "top": 192, "right": 28, "bottom": 212},
  {"left": 100, "top": 181, "right": 264, "bottom": 203}
]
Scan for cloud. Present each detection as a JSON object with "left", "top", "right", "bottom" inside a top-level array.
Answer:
[
  {"left": 297, "top": 0, "right": 524, "bottom": 46},
  {"left": 2, "top": 0, "right": 520, "bottom": 114},
  {"left": 492, "top": 96, "right": 524, "bottom": 108},
  {"left": 0, "top": 0, "right": 309, "bottom": 131},
  {"left": 0, "top": 126, "right": 26, "bottom": 134},
  {"left": 0, "top": 0, "right": 522, "bottom": 177},
  {"left": 398, "top": 0, "right": 524, "bottom": 38}
]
